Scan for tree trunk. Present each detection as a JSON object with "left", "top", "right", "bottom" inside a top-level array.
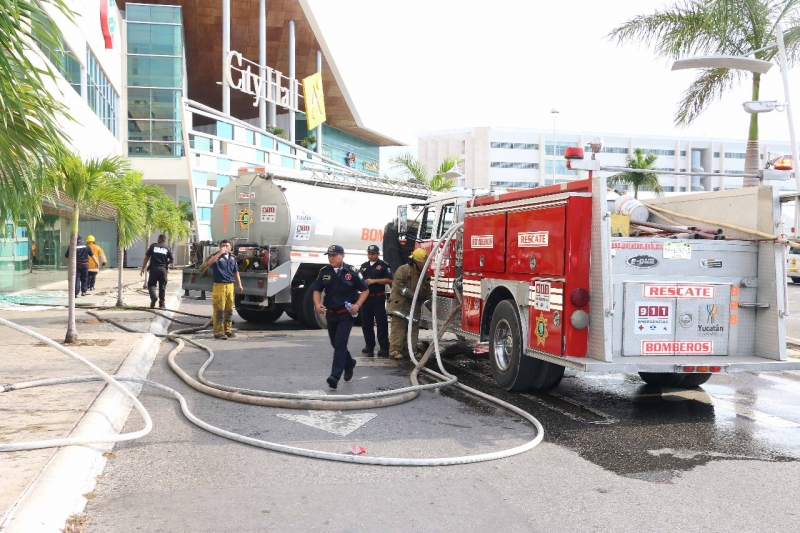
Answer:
[
  {"left": 64, "top": 209, "right": 79, "bottom": 343},
  {"left": 744, "top": 73, "right": 762, "bottom": 187},
  {"left": 116, "top": 237, "right": 124, "bottom": 307}
]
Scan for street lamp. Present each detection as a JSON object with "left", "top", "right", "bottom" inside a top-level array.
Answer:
[
  {"left": 551, "top": 108, "right": 559, "bottom": 181},
  {"left": 671, "top": 22, "right": 799, "bottom": 193}
]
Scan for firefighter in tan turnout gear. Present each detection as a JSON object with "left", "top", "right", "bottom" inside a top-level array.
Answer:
[{"left": 388, "top": 248, "right": 431, "bottom": 360}]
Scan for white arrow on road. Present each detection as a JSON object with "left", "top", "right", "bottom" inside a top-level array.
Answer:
[{"left": 276, "top": 390, "right": 377, "bottom": 436}]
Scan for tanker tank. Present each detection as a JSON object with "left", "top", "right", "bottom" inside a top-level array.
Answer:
[{"left": 183, "top": 167, "right": 429, "bottom": 329}]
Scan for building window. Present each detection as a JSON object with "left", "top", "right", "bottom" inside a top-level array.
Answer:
[
  {"left": 585, "top": 146, "right": 628, "bottom": 154},
  {"left": 662, "top": 186, "right": 675, "bottom": 192},
  {"left": 490, "top": 162, "right": 539, "bottom": 169},
  {"left": 714, "top": 152, "right": 720, "bottom": 157},
  {"left": 545, "top": 141, "right": 578, "bottom": 156},
  {"left": 87, "top": 50, "right": 119, "bottom": 136},
  {"left": 680, "top": 187, "right": 687, "bottom": 192},
  {"left": 680, "top": 151, "right": 687, "bottom": 156},
  {"left": 724, "top": 152, "right": 746, "bottom": 159},
  {"left": 491, "top": 181, "right": 538, "bottom": 188},
  {"left": 544, "top": 160, "right": 576, "bottom": 175},
  {"left": 127, "top": 4, "right": 184, "bottom": 157},
  {"left": 656, "top": 167, "right": 675, "bottom": 171},
  {"left": 645, "top": 149, "right": 675, "bottom": 156},
  {"left": 491, "top": 142, "right": 538, "bottom": 150},
  {"left": 31, "top": 13, "right": 81, "bottom": 96}
]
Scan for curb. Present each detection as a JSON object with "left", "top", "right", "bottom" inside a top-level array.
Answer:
[
  {"left": 0, "top": 334, "right": 162, "bottom": 533},
  {"left": 0, "top": 282, "right": 184, "bottom": 533}
]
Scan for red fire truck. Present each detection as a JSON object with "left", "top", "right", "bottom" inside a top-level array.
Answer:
[{"left": 397, "top": 146, "right": 800, "bottom": 391}]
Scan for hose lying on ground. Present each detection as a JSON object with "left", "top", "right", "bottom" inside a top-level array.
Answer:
[{"left": 0, "top": 231, "right": 546, "bottom": 465}]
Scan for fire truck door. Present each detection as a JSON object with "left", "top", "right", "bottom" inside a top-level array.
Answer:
[
  {"left": 674, "top": 295, "right": 730, "bottom": 355},
  {"left": 528, "top": 280, "right": 564, "bottom": 356}
]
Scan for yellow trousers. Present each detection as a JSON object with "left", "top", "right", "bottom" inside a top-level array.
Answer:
[{"left": 212, "top": 282, "right": 234, "bottom": 334}]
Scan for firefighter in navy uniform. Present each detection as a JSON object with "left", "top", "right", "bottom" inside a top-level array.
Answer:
[
  {"left": 65, "top": 235, "right": 94, "bottom": 297},
  {"left": 359, "top": 245, "right": 393, "bottom": 357},
  {"left": 312, "top": 244, "right": 369, "bottom": 390},
  {"left": 140, "top": 234, "right": 174, "bottom": 309}
]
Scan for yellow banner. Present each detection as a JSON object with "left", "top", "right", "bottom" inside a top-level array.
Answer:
[{"left": 302, "top": 73, "right": 326, "bottom": 131}]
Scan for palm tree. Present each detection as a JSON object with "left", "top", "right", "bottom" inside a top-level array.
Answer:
[
  {"left": 608, "top": 0, "right": 800, "bottom": 187},
  {"left": 0, "top": 0, "right": 73, "bottom": 225},
  {"left": 608, "top": 148, "right": 665, "bottom": 199},
  {"left": 299, "top": 135, "right": 316, "bottom": 150},
  {"left": 49, "top": 155, "right": 129, "bottom": 343},
  {"left": 389, "top": 152, "right": 459, "bottom": 192},
  {"left": 102, "top": 170, "right": 149, "bottom": 306},
  {"left": 266, "top": 126, "right": 288, "bottom": 140}
]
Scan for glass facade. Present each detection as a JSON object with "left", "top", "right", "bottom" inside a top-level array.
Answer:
[
  {"left": 296, "top": 119, "right": 380, "bottom": 176},
  {"left": 31, "top": 14, "right": 81, "bottom": 96},
  {"left": 87, "top": 50, "right": 120, "bottom": 136},
  {"left": 126, "top": 3, "right": 185, "bottom": 157}
]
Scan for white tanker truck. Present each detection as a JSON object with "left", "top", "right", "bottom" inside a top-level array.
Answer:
[{"left": 181, "top": 166, "right": 429, "bottom": 328}]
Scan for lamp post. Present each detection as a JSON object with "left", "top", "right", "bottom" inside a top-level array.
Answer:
[
  {"left": 551, "top": 108, "right": 559, "bottom": 181},
  {"left": 671, "top": 23, "right": 799, "bottom": 193}
]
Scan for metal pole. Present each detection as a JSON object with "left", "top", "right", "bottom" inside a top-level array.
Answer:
[
  {"left": 777, "top": 23, "right": 800, "bottom": 193},
  {"left": 222, "top": 0, "right": 230, "bottom": 115},
  {"left": 316, "top": 50, "right": 323, "bottom": 155},
  {"left": 259, "top": 0, "right": 266, "bottom": 130},
  {"left": 288, "top": 20, "right": 296, "bottom": 144},
  {"left": 551, "top": 108, "right": 558, "bottom": 181}
]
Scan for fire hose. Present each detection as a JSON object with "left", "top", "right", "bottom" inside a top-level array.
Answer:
[{"left": 0, "top": 223, "right": 544, "bottom": 465}]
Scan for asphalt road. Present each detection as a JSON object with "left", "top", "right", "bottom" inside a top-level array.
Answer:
[{"left": 83, "top": 286, "right": 800, "bottom": 532}]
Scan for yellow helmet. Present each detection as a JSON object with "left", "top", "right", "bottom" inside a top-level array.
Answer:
[
  {"left": 410, "top": 248, "right": 428, "bottom": 264},
  {"left": 86, "top": 235, "right": 95, "bottom": 243}
]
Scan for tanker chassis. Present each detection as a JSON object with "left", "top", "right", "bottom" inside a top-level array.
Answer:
[
  {"left": 404, "top": 147, "right": 800, "bottom": 390},
  {"left": 182, "top": 166, "right": 428, "bottom": 329}
]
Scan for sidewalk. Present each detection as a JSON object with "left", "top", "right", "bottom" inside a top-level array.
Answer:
[{"left": 0, "top": 268, "right": 184, "bottom": 533}]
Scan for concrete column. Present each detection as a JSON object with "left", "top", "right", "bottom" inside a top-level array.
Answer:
[
  {"left": 222, "top": 0, "right": 230, "bottom": 115},
  {"left": 684, "top": 141, "right": 692, "bottom": 191},
  {"left": 259, "top": 0, "right": 266, "bottom": 129},
  {"left": 315, "top": 50, "right": 322, "bottom": 154},
  {"left": 288, "top": 19, "right": 296, "bottom": 144}
]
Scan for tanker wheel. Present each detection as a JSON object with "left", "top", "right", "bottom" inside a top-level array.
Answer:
[
  {"left": 638, "top": 372, "right": 687, "bottom": 387},
  {"left": 792, "top": 277, "right": 800, "bottom": 284},
  {"left": 291, "top": 288, "right": 310, "bottom": 326},
  {"left": 285, "top": 310, "right": 298, "bottom": 320},
  {"left": 302, "top": 287, "right": 326, "bottom": 329},
  {"left": 489, "top": 300, "right": 564, "bottom": 391},
  {"left": 235, "top": 305, "right": 284, "bottom": 324}
]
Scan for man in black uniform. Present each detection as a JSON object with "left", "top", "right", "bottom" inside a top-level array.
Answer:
[
  {"left": 359, "top": 244, "right": 393, "bottom": 357},
  {"left": 140, "top": 234, "right": 174, "bottom": 309},
  {"left": 312, "top": 244, "right": 369, "bottom": 389},
  {"left": 65, "top": 235, "right": 94, "bottom": 297}
]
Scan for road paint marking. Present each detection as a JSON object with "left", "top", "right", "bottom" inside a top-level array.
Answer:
[
  {"left": 276, "top": 390, "right": 376, "bottom": 436},
  {"left": 662, "top": 388, "right": 800, "bottom": 428}
]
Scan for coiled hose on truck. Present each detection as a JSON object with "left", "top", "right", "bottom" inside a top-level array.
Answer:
[{"left": 0, "top": 224, "right": 544, "bottom": 465}]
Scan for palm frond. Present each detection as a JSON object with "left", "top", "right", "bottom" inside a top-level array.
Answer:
[
  {"left": 389, "top": 152, "right": 428, "bottom": 184},
  {"left": 674, "top": 67, "right": 742, "bottom": 125}
]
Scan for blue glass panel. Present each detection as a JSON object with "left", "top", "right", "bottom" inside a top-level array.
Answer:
[
  {"left": 277, "top": 142, "right": 293, "bottom": 154},
  {"left": 197, "top": 208, "right": 212, "bottom": 221},
  {"left": 245, "top": 130, "right": 254, "bottom": 145},
  {"left": 211, "top": 191, "right": 220, "bottom": 203},
  {"left": 127, "top": 4, "right": 182, "bottom": 24},
  {"left": 260, "top": 134, "right": 275, "bottom": 150},
  {"left": 217, "top": 122, "right": 233, "bottom": 140},
  {"left": 256, "top": 151, "right": 265, "bottom": 163},
  {"left": 127, "top": 56, "right": 181, "bottom": 88},
  {"left": 192, "top": 171, "right": 208, "bottom": 186},
  {"left": 194, "top": 136, "right": 211, "bottom": 152},
  {"left": 216, "top": 158, "right": 231, "bottom": 171},
  {"left": 281, "top": 156, "right": 295, "bottom": 168},
  {"left": 216, "top": 175, "right": 230, "bottom": 188}
]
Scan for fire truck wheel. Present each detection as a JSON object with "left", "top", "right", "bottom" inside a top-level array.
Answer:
[
  {"left": 489, "top": 300, "right": 564, "bottom": 391},
  {"left": 234, "top": 306, "right": 284, "bottom": 324},
  {"left": 638, "top": 372, "right": 687, "bottom": 387},
  {"left": 302, "top": 287, "right": 327, "bottom": 330},
  {"left": 678, "top": 373, "right": 712, "bottom": 387}
]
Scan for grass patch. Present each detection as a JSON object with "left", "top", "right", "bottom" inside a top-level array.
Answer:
[
  {"left": 35, "top": 339, "right": 113, "bottom": 347},
  {"left": 83, "top": 492, "right": 97, "bottom": 500},
  {"left": 102, "top": 452, "right": 115, "bottom": 460},
  {"left": 62, "top": 514, "right": 89, "bottom": 533}
]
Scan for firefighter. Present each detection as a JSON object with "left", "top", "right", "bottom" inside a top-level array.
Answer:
[
  {"left": 206, "top": 239, "right": 244, "bottom": 339},
  {"left": 65, "top": 235, "right": 94, "bottom": 297},
  {"left": 311, "top": 244, "right": 369, "bottom": 389},
  {"left": 85, "top": 235, "right": 107, "bottom": 291},
  {"left": 140, "top": 234, "right": 174, "bottom": 309},
  {"left": 359, "top": 244, "right": 393, "bottom": 357},
  {"left": 387, "top": 248, "right": 431, "bottom": 360}
]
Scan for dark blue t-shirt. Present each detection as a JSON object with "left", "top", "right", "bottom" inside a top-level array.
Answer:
[
  {"left": 311, "top": 263, "right": 368, "bottom": 310},
  {"left": 211, "top": 253, "right": 239, "bottom": 283}
]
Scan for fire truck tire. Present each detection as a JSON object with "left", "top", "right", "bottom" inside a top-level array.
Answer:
[
  {"left": 489, "top": 300, "right": 564, "bottom": 391},
  {"left": 678, "top": 373, "right": 712, "bottom": 387},
  {"left": 638, "top": 372, "right": 687, "bottom": 387},
  {"left": 302, "top": 287, "right": 327, "bottom": 330}
]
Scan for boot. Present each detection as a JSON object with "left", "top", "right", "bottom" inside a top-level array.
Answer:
[{"left": 150, "top": 299, "right": 157, "bottom": 309}]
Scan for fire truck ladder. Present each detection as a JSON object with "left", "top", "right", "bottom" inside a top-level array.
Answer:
[
  {"left": 232, "top": 173, "right": 260, "bottom": 243},
  {"left": 264, "top": 167, "right": 431, "bottom": 200}
]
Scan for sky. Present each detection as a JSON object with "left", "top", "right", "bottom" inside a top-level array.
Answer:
[{"left": 306, "top": 0, "right": 800, "bottom": 176}]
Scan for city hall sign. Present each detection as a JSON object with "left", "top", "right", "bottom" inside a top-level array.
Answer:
[{"left": 225, "top": 51, "right": 301, "bottom": 112}]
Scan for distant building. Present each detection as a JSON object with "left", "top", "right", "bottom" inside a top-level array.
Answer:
[{"left": 418, "top": 127, "right": 796, "bottom": 192}]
